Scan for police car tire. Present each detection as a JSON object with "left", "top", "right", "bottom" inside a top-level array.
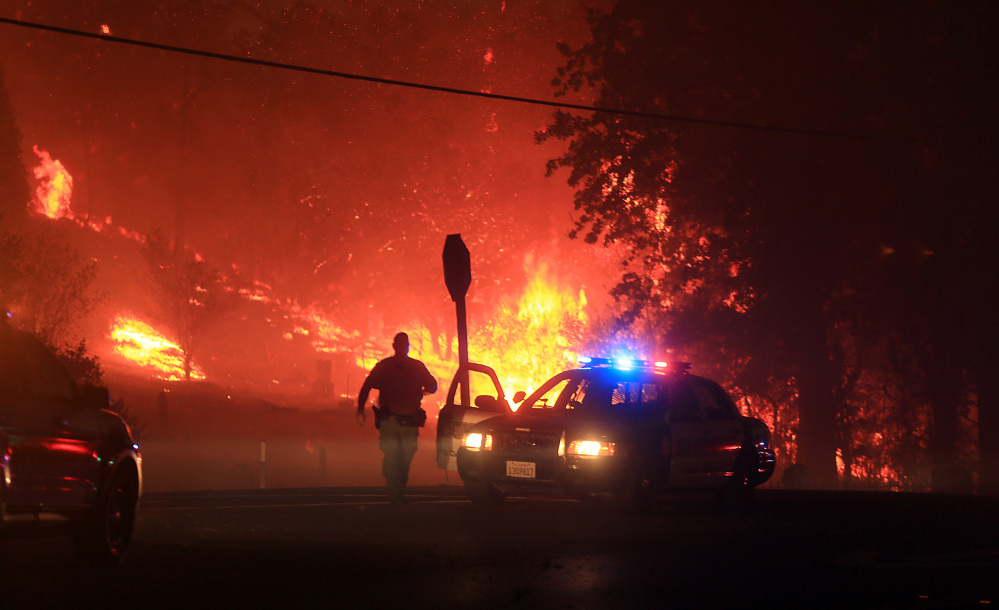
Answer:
[
  {"left": 465, "top": 480, "right": 506, "bottom": 506},
  {"left": 718, "top": 457, "right": 755, "bottom": 510},
  {"left": 615, "top": 449, "right": 658, "bottom": 514}
]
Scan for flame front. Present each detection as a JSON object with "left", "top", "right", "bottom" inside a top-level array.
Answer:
[
  {"left": 471, "top": 261, "right": 587, "bottom": 403},
  {"left": 31, "top": 145, "right": 74, "bottom": 219},
  {"left": 110, "top": 316, "right": 205, "bottom": 381}
]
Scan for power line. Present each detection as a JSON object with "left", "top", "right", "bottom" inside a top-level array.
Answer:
[{"left": 0, "top": 16, "right": 925, "bottom": 144}]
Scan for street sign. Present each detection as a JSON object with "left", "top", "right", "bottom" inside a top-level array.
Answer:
[
  {"left": 442, "top": 234, "right": 471, "bottom": 302},
  {"left": 442, "top": 234, "right": 471, "bottom": 406}
]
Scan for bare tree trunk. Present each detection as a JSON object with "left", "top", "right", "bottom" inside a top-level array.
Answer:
[{"left": 792, "top": 297, "right": 841, "bottom": 488}]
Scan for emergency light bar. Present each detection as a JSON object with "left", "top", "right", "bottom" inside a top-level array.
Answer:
[{"left": 578, "top": 357, "right": 691, "bottom": 372}]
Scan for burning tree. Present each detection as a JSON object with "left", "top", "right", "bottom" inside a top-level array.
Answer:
[{"left": 142, "top": 229, "right": 237, "bottom": 381}]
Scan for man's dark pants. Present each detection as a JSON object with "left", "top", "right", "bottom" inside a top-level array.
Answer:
[{"left": 378, "top": 418, "right": 419, "bottom": 503}]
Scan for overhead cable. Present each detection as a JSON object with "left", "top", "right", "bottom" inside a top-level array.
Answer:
[{"left": 0, "top": 16, "right": 927, "bottom": 143}]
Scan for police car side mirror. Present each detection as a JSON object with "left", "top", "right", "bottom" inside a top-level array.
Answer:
[
  {"left": 474, "top": 394, "right": 498, "bottom": 410},
  {"left": 512, "top": 391, "right": 526, "bottom": 403}
]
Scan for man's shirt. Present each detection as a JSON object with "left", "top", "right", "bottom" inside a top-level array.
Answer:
[{"left": 361, "top": 355, "right": 437, "bottom": 415}]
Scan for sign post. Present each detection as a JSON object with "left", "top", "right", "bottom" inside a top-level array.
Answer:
[{"left": 442, "top": 234, "right": 471, "bottom": 406}]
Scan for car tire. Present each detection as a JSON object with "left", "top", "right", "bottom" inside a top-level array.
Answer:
[
  {"left": 614, "top": 448, "right": 659, "bottom": 514},
  {"left": 74, "top": 467, "right": 138, "bottom": 562},
  {"left": 464, "top": 480, "right": 506, "bottom": 506},
  {"left": 718, "top": 456, "right": 755, "bottom": 511}
]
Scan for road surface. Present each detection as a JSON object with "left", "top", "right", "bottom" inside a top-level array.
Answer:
[{"left": 2, "top": 488, "right": 997, "bottom": 608}]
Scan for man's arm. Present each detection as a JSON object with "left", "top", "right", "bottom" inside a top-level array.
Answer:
[
  {"left": 356, "top": 372, "right": 375, "bottom": 426},
  {"left": 420, "top": 363, "right": 438, "bottom": 395}
]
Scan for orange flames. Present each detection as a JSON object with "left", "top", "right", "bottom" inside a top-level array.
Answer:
[
  {"left": 109, "top": 316, "right": 205, "bottom": 381},
  {"left": 28, "top": 144, "right": 591, "bottom": 395},
  {"left": 345, "top": 260, "right": 588, "bottom": 411},
  {"left": 473, "top": 264, "right": 587, "bottom": 401},
  {"left": 31, "top": 145, "right": 74, "bottom": 219},
  {"left": 288, "top": 302, "right": 360, "bottom": 354},
  {"left": 30, "top": 145, "right": 146, "bottom": 241}
]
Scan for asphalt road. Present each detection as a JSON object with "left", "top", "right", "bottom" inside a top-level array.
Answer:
[{"left": 2, "top": 488, "right": 997, "bottom": 609}]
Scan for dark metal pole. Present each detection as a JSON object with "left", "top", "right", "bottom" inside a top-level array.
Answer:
[
  {"left": 455, "top": 297, "right": 470, "bottom": 406},
  {"left": 443, "top": 234, "right": 472, "bottom": 406}
]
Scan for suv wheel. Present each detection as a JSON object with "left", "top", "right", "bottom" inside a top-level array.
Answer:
[{"left": 75, "top": 468, "right": 138, "bottom": 562}]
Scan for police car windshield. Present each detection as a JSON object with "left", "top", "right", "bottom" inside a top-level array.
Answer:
[{"left": 524, "top": 368, "right": 666, "bottom": 417}]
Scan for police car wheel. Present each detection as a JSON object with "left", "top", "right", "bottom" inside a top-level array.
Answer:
[
  {"left": 614, "top": 449, "right": 658, "bottom": 514},
  {"left": 464, "top": 480, "right": 506, "bottom": 506},
  {"left": 718, "top": 457, "right": 755, "bottom": 510}
]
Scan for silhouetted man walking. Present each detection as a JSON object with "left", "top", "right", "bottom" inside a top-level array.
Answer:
[{"left": 357, "top": 332, "right": 437, "bottom": 504}]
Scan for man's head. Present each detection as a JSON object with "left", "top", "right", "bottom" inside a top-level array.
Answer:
[{"left": 392, "top": 332, "right": 409, "bottom": 356}]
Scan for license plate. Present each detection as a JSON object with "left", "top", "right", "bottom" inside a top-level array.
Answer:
[{"left": 506, "top": 460, "right": 536, "bottom": 479}]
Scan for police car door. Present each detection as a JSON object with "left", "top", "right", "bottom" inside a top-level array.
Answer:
[
  {"left": 436, "top": 363, "right": 513, "bottom": 471},
  {"left": 689, "top": 377, "right": 744, "bottom": 483},
  {"left": 664, "top": 377, "right": 743, "bottom": 488}
]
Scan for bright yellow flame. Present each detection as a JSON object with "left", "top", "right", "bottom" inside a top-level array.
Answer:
[
  {"left": 110, "top": 316, "right": 205, "bottom": 381},
  {"left": 303, "top": 257, "right": 589, "bottom": 411},
  {"left": 471, "top": 259, "right": 587, "bottom": 404},
  {"left": 31, "top": 146, "right": 73, "bottom": 219}
]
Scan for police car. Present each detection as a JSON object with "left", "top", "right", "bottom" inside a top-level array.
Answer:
[{"left": 437, "top": 357, "right": 774, "bottom": 511}]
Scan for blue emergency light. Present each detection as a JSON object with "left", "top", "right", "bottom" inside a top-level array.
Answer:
[{"left": 578, "top": 356, "right": 691, "bottom": 372}]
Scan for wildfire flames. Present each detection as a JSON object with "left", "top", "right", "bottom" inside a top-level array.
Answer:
[
  {"left": 29, "top": 145, "right": 589, "bottom": 397},
  {"left": 32, "top": 145, "right": 73, "bottom": 219},
  {"left": 30, "top": 146, "right": 145, "bottom": 240},
  {"left": 22, "top": 145, "right": 921, "bottom": 491},
  {"left": 110, "top": 316, "right": 205, "bottom": 381},
  {"left": 469, "top": 262, "right": 586, "bottom": 401}
]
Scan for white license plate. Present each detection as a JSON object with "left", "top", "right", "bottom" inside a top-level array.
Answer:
[{"left": 506, "top": 460, "right": 536, "bottom": 479}]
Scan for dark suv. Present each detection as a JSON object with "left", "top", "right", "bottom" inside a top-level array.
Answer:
[
  {"left": 1, "top": 321, "right": 142, "bottom": 560},
  {"left": 438, "top": 358, "right": 774, "bottom": 511}
]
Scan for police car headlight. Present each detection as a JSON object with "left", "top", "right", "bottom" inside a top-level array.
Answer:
[
  {"left": 566, "top": 440, "right": 615, "bottom": 457},
  {"left": 462, "top": 433, "right": 492, "bottom": 450}
]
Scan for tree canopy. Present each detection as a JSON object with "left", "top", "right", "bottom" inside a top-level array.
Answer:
[{"left": 541, "top": 0, "right": 999, "bottom": 490}]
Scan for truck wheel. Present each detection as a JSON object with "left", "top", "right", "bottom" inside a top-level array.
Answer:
[{"left": 75, "top": 468, "right": 138, "bottom": 562}]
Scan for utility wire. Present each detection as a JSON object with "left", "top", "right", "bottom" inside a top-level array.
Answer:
[{"left": 1, "top": 16, "right": 926, "bottom": 144}]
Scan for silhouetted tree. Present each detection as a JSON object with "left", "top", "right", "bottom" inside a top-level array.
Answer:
[
  {"left": 1, "top": 223, "right": 103, "bottom": 345},
  {"left": 540, "top": 0, "right": 998, "bottom": 488},
  {"left": 142, "top": 229, "right": 238, "bottom": 381},
  {"left": 0, "top": 68, "right": 30, "bottom": 226}
]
